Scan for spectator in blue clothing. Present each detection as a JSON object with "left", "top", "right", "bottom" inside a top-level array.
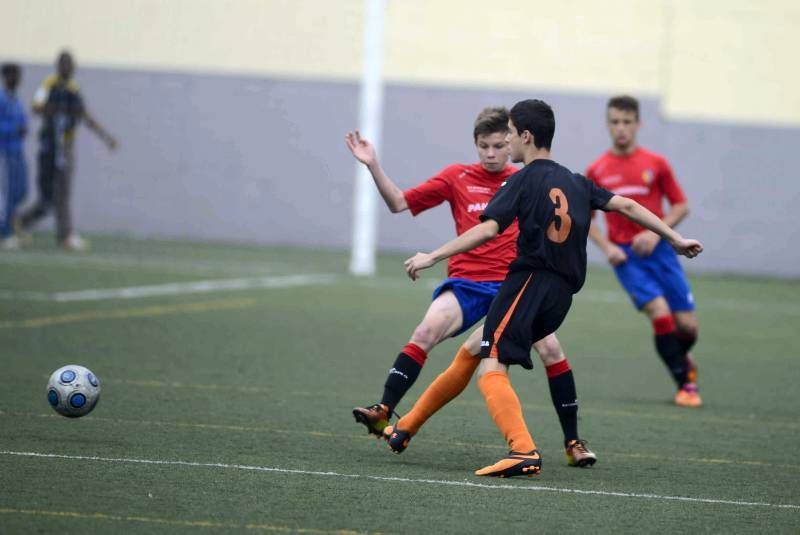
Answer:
[{"left": 0, "top": 63, "right": 28, "bottom": 250}]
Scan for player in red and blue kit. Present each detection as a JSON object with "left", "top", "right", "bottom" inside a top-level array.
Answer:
[
  {"left": 345, "top": 107, "right": 596, "bottom": 467},
  {"left": 586, "top": 95, "right": 702, "bottom": 408}
]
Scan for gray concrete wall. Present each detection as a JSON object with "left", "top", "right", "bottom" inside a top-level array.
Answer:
[{"left": 15, "top": 64, "right": 800, "bottom": 277}]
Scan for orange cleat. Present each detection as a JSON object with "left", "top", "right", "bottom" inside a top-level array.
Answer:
[
  {"left": 675, "top": 383, "right": 703, "bottom": 408},
  {"left": 475, "top": 450, "right": 541, "bottom": 477}
]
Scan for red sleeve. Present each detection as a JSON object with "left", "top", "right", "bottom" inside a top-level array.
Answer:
[
  {"left": 585, "top": 162, "right": 599, "bottom": 219},
  {"left": 585, "top": 162, "right": 596, "bottom": 181},
  {"left": 658, "top": 157, "right": 687, "bottom": 206},
  {"left": 402, "top": 166, "right": 454, "bottom": 216}
]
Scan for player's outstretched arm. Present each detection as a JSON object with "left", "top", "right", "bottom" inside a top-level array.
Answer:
[
  {"left": 344, "top": 130, "right": 408, "bottom": 213},
  {"left": 404, "top": 219, "right": 500, "bottom": 280},
  {"left": 604, "top": 195, "right": 703, "bottom": 258},
  {"left": 84, "top": 109, "right": 117, "bottom": 150}
]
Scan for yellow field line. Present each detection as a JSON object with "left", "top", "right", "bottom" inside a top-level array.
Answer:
[
  {"left": 0, "top": 298, "right": 257, "bottom": 328},
  {"left": 2, "top": 410, "right": 797, "bottom": 471},
  {"left": 0, "top": 507, "right": 371, "bottom": 534}
]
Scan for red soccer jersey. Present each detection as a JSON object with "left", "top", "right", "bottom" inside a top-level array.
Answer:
[
  {"left": 586, "top": 147, "right": 687, "bottom": 245},
  {"left": 403, "top": 163, "right": 519, "bottom": 282}
]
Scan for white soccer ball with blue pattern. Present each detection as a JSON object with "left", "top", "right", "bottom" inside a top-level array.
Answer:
[{"left": 46, "top": 365, "right": 101, "bottom": 417}]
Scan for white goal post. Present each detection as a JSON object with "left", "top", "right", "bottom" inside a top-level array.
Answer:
[{"left": 349, "top": 0, "right": 386, "bottom": 276}]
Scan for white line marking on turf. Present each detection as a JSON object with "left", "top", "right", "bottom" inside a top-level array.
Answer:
[
  {"left": 4, "top": 410, "right": 799, "bottom": 470},
  {"left": 351, "top": 278, "right": 800, "bottom": 315},
  {"left": 0, "top": 250, "right": 301, "bottom": 277},
  {"left": 578, "top": 289, "right": 800, "bottom": 315},
  {"left": 2, "top": 451, "right": 797, "bottom": 510},
  {"left": 1, "top": 274, "right": 336, "bottom": 302}
]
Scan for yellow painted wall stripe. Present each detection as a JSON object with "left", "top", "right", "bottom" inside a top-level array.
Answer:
[{"left": 2, "top": 0, "right": 798, "bottom": 124}]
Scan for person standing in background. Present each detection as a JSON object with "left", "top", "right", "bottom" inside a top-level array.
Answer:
[
  {"left": 16, "top": 50, "right": 117, "bottom": 252},
  {"left": 586, "top": 95, "right": 702, "bottom": 408},
  {"left": 0, "top": 63, "right": 28, "bottom": 250}
]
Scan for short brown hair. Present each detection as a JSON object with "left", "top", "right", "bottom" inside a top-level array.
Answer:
[
  {"left": 607, "top": 95, "right": 640, "bottom": 119},
  {"left": 473, "top": 107, "right": 509, "bottom": 141}
]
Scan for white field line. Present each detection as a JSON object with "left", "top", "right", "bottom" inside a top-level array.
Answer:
[
  {"left": 353, "top": 278, "right": 800, "bottom": 315},
  {"left": 1, "top": 451, "right": 798, "bottom": 510},
  {"left": 2, "top": 266, "right": 798, "bottom": 314},
  {"left": 0, "top": 250, "right": 300, "bottom": 277},
  {"left": 0, "top": 274, "right": 336, "bottom": 303},
  {"left": 581, "top": 291, "right": 800, "bottom": 315}
]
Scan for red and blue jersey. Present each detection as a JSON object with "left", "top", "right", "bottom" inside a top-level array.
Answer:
[
  {"left": 403, "top": 163, "right": 518, "bottom": 282},
  {"left": 586, "top": 147, "right": 686, "bottom": 245}
]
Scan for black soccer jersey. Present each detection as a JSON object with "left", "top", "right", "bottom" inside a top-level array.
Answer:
[{"left": 480, "top": 159, "right": 613, "bottom": 293}]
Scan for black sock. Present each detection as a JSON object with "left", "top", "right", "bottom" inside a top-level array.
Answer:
[
  {"left": 381, "top": 353, "right": 423, "bottom": 412},
  {"left": 655, "top": 333, "right": 689, "bottom": 387},
  {"left": 677, "top": 332, "right": 697, "bottom": 356},
  {"left": 548, "top": 370, "right": 579, "bottom": 445}
]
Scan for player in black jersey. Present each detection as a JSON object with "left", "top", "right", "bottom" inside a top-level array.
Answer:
[{"left": 404, "top": 99, "right": 702, "bottom": 477}]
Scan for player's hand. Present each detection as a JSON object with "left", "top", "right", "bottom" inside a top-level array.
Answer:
[
  {"left": 404, "top": 252, "right": 436, "bottom": 281},
  {"left": 631, "top": 230, "right": 660, "bottom": 256},
  {"left": 345, "top": 130, "right": 377, "bottom": 167},
  {"left": 671, "top": 238, "right": 703, "bottom": 259},
  {"left": 605, "top": 244, "right": 628, "bottom": 266}
]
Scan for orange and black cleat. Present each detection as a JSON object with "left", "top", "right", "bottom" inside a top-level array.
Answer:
[
  {"left": 565, "top": 439, "right": 597, "bottom": 467},
  {"left": 352, "top": 403, "right": 391, "bottom": 438},
  {"left": 382, "top": 425, "right": 412, "bottom": 454},
  {"left": 675, "top": 383, "right": 703, "bottom": 408},
  {"left": 475, "top": 450, "right": 541, "bottom": 477}
]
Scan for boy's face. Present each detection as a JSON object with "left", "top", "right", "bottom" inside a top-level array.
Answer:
[
  {"left": 475, "top": 132, "right": 510, "bottom": 172},
  {"left": 507, "top": 120, "right": 526, "bottom": 163},
  {"left": 57, "top": 55, "right": 75, "bottom": 79},
  {"left": 607, "top": 107, "right": 639, "bottom": 149}
]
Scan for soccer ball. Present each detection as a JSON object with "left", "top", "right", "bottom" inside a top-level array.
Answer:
[{"left": 46, "top": 365, "right": 101, "bottom": 417}]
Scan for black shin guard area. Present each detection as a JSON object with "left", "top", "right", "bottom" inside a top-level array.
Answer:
[
  {"left": 381, "top": 353, "right": 423, "bottom": 411},
  {"left": 655, "top": 333, "right": 689, "bottom": 387},
  {"left": 548, "top": 370, "right": 579, "bottom": 444}
]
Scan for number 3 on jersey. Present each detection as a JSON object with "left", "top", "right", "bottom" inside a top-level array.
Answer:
[{"left": 547, "top": 188, "right": 572, "bottom": 243}]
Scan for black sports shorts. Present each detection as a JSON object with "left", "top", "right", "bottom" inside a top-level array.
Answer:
[{"left": 479, "top": 269, "right": 573, "bottom": 369}]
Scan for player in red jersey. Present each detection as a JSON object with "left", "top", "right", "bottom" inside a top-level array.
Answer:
[
  {"left": 345, "top": 107, "right": 596, "bottom": 467},
  {"left": 586, "top": 95, "right": 702, "bottom": 408}
]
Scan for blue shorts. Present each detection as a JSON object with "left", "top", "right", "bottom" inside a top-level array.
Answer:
[
  {"left": 432, "top": 278, "right": 503, "bottom": 337},
  {"left": 613, "top": 240, "right": 695, "bottom": 312}
]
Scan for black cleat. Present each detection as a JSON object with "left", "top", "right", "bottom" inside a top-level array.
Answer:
[
  {"left": 382, "top": 425, "right": 412, "bottom": 454},
  {"left": 565, "top": 439, "right": 597, "bottom": 467},
  {"left": 353, "top": 403, "right": 391, "bottom": 438}
]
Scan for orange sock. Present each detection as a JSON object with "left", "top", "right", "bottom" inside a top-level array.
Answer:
[
  {"left": 477, "top": 371, "right": 536, "bottom": 453},
  {"left": 396, "top": 345, "right": 479, "bottom": 435}
]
